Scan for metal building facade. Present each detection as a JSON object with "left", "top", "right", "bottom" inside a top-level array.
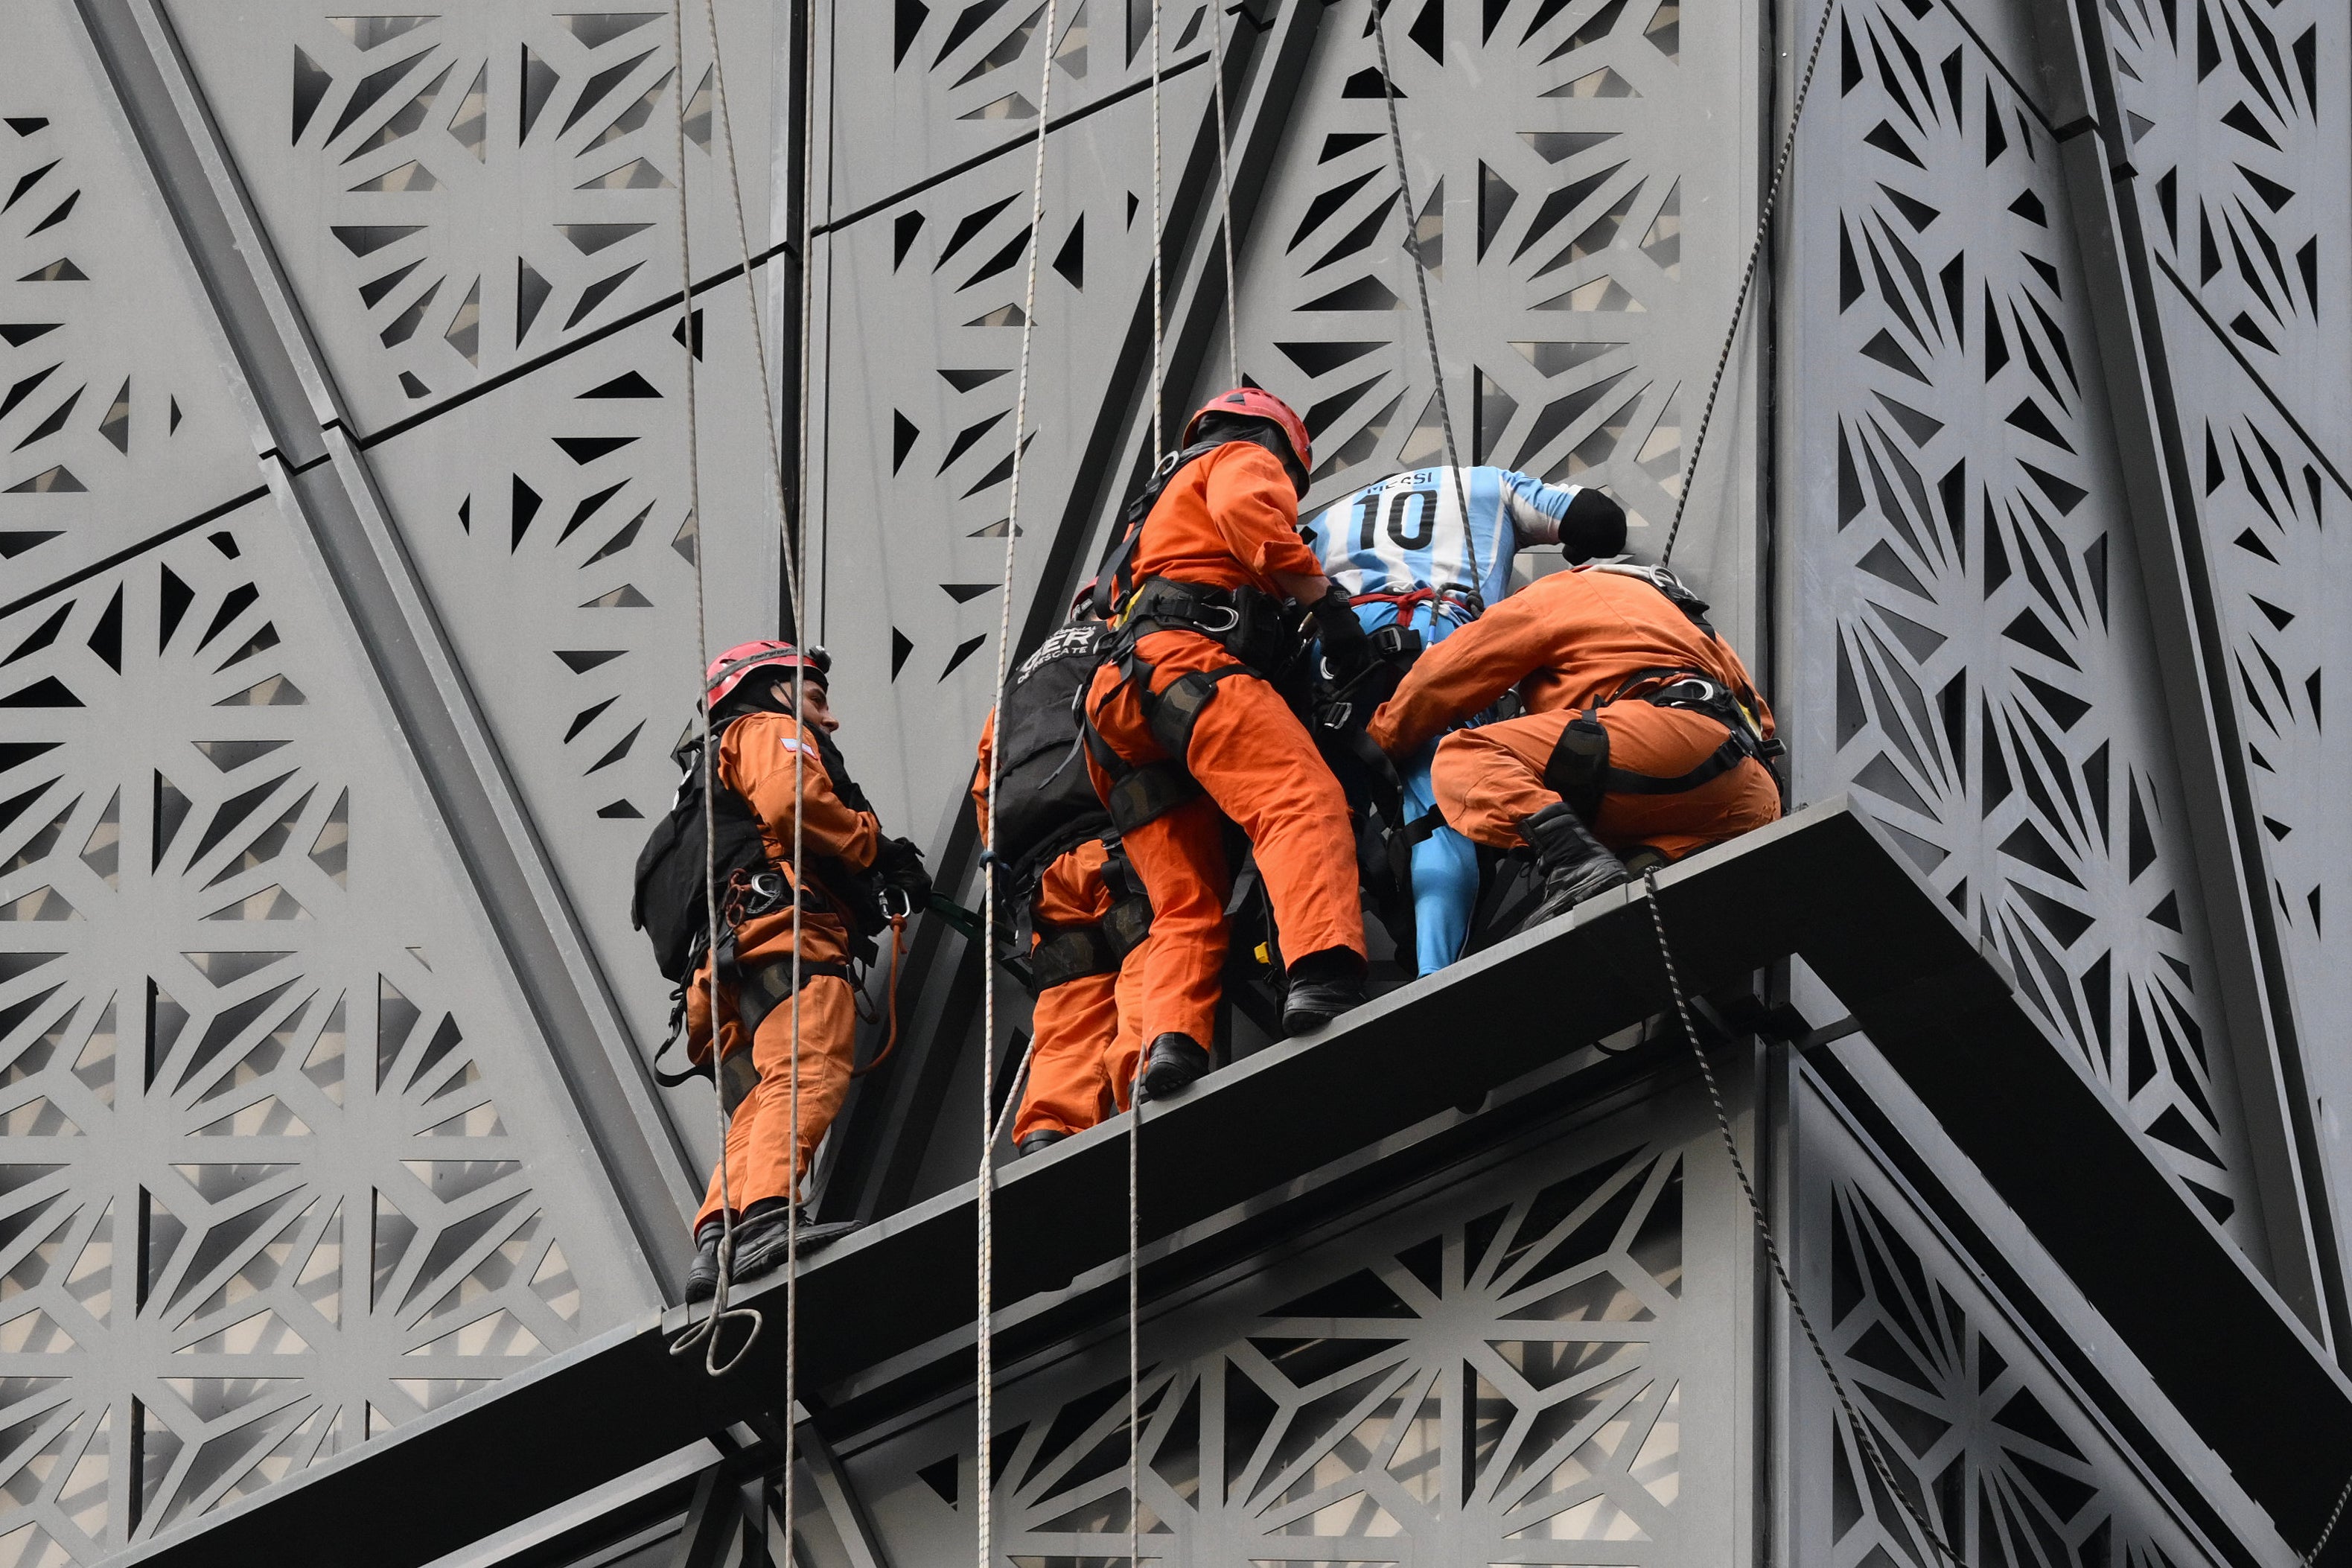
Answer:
[{"left": 0, "top": 0, "right": 2345, "bottom": 1564}]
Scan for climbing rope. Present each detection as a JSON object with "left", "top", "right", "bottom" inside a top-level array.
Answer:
[
  {"left": 665, "top": 0, "right": 763, "bottom": 1380},
  {"left": 695, "top": 0, "right": 829, "bottom": 1547},
  {"left": 1368, "top": 1, "right": 1480, "bottom": 601},
  {"left": 1641, "top": 867, "right": 1965, "bottom": 1566},
  {"left": 1658, "top": 0, "right": 1839, "bottom": 567},
  {"left": 978, "top": 7, "right": 1065, "bottom": 1568},
  {"left": 1207, "top": 0, "right": 1241, "bottom": 389},
  {"left": 2307, "top": 1470, "right": 2352, "bottom": 1566},
  {"left": 1127, "top": 10, "right": 1170, "bottom": 1568}
]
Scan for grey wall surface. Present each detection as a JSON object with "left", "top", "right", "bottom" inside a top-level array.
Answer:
[
  {"left": 0, "top": 0, "right": 801, "bottom": 1556},
  {"left": 1787, "top": 1059, "right": 2266, "bottom": 1567},
  {"left": 4, "top": 0, "right": 2348, "bottom": 1559},
  {"left": 2100, "top": 0, "right": 2352, "bottom": 1315},
  {"left": 1779, "top": 0, "right": 2343, "bottom": 1329}
]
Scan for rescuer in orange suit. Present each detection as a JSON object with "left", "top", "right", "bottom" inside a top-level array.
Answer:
[
  {"left": 972, "top": 711, "right": 1147, "bottom": 1153},
  {"left": 1368, "top": 562, "right": 1782, "bottom": 928},
  {"left": 1083, "top": 389, "right": 1374, "bottom": 1102},
  {"left": 683, "top": 643, "right": 928, "bottom": 1301}
]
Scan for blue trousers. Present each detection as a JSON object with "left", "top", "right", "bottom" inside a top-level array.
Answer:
[{"left": 1353, "top": 599, "right": 1479, "bottom": 976}]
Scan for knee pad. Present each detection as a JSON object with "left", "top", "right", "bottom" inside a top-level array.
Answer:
[{"left": 1540, "top": 710, "right": 1610, "bottom": 821}]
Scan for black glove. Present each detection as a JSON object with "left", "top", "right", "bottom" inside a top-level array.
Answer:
[
  {"left": 1308, "top": 591, "right": 1374, "bottom": 688},
  {"left": 1560, "top": 487, "right": 1628, "bottom": 564},
  {"left": 873, "top": 836, "right": 933, "bottom": 908}
]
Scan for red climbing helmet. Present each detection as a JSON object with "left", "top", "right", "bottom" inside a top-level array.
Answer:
[
  {"left": 704, "top": 640, "right": 830, "bottom": 707},
  {"left": 1182, "top": 387, "right": 1313, "bottom": 478}
]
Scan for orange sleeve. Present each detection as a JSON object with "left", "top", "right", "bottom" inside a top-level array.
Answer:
[
  {"left": 1368, "top": 581, "right": 1575, "bottom": 756},
  {"left": 1205, "top": 442, "right": 1321, "bottom": 581},
  {"left": 724, "top": 713, "right": 882, "bottom": 871},
  {"left": 970, "top": 708, "right": 996, "bottom": 838}
]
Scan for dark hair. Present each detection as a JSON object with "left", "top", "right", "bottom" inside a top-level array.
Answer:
[
  {"left": 713, "top": 665, "right": 823, "bottom": 723},
  {"left": 1193, "top": 411, "right": 1308, "bottom": 493}
]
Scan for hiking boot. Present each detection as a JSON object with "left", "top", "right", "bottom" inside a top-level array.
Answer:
[
  {"left": 684, "top": 1220, "right": 724, "bottom": 1304},
  {"left": 1282, "top": 947, "right": 1367, "bottom": 1035},
  {"left": 1016, "top": 1129, "right": 1069, "bottom": 1157},
  {"left": 725, "top": 1209, "right": 861, "bottom": 1285},
  {"left": 1135, "top": 1033, "right": 1211, "bottom": 1103},
  {"left": 1516, "top": 802, "right": 1631, "bottom": 931}
]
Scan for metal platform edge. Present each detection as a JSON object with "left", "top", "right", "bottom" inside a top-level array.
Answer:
[{"left": 115, "top": 799, "right": 2352, "bottom": 1565}]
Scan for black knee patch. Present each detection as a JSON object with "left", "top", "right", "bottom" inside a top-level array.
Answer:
[{"left": 1540, "top": 712, "right": 1610, "bottom": 820}]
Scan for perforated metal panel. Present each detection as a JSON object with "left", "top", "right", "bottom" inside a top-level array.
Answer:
[
  {"left": 1779, "top": 0, "right": 2278, "bottom": 1262},
  {"left": 1200, "top": 0, "right": 1765, "bottom": 644},
  {"left": 1788, "top": 1068, "right": 2239, "bottom": 1568},
  {"left": 8, "top": 0, "right": 2352, "bottom": 1558},
  {"left": 2099, "top": 0, "right": 2352, "bottom": 1282},
  {"left": 161, "top": 0, "right": 786, "bottom": 1124},
  {"left": 835, "top": 1087, "right": 1753, "bottom": 1568}
]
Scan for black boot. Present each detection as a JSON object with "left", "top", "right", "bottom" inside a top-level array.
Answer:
[
  {"left": 724, "top": 1205, "right": 862, "bottom": 1285},
  {"left": 1135, "top": 1033, "right": 1211, "bottom": 1103},
  {"left": 684, "top": 1219, "right": 724, "bottom": 1304},
  {"left": 1516, "top": 802, "right": 1631, "bottom": 931},
  {"left": 1016, "top": 1129, "right": 1068, "bottom": 1157},
  {"left": 1282, "top": 946, "right": 1367, "bottom": 1036}
]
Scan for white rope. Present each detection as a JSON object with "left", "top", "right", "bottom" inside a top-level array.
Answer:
[
  {"left": 979, "top": 8, "right": 1063, "bottom": 1568},
  {"left": 696, "top": 0, "right": 822, "bottom": 1540},
  {"left": 1207, "top": 0, "right": 1240, "bottom": 389},
  {"left": 665, "top": 0, "right": 762, "bottom": 1380},
  {"left": 1150, "top": 0, "right": 1165, "bottom": 466},
  {"left": 1131, "top": 9, "right": 1164, "bottom": 1567},
  {"left": 1368, "top": 1, "right": 1478, "bottom": 600}
]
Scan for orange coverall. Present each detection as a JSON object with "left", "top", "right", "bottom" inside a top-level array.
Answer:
[
  {"left": 1083, "top": 441, "right": 1365, "bottom": 1048},
  {"left": 1369, "top": 568, "right": 1780, "bottom": 859},
  {"left": 686, "top": 710, "right": 880, "bottom": 1231},
  {"left": 972, "top": 713, "right": 1144, "bottom": 1140}
]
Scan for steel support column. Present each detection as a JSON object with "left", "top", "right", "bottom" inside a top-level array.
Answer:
[{"left": 2021, "top": 0, "right": 2341, "bottom": 1342}]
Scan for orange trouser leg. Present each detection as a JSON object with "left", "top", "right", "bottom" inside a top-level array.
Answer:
[
  {"left": 1092, "top": 794, "right": 1230, "bottom": 1048},
  {"left": 1431, "top": 706, "right": 1782, "bottom": 859},
  {"left": 694, "top": 973, "right": 857, "bottom": 1230},
  {"left": 1016, "top": 968, "right": 1118, "bottom": 1141},
  {"left": 1086, "top": 630, "right": 1364, "bottom": 988}
]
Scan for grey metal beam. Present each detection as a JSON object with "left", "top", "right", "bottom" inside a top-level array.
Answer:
[
  {"left": 2020, "top": 0, "right": 2342, "bottom": 1343},
  {"left": 665, "top": 1468, "right": 741, "bottom": 1568},
  {"left": 70, "top": 0, "right": 704, "bottom": 1295},
  {"left": 794, "top": 1421, "right": 892, "bottom": 1568},
  {"left": 112, "top": 800, "right": 2352, "bottom": 1567}
]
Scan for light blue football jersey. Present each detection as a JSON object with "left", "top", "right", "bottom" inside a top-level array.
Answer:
[{"left": 1297, "top": 465, "right": 1592, "bottom": 608}]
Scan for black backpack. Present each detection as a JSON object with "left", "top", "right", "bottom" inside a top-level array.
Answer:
[
  {"left": 983, "top": 619, "right": 1114, "bottom": 893},
  {"left": 630, "top": 717, "right": 774, "bottom": 984}
]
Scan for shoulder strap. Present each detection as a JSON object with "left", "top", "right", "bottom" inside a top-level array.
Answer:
[
  {"left": 1583, "top": 561, "right": 1718, "bottom": 637},
  {"left": 1093, "top": 439, "right": 1227, "bottom": 619}
]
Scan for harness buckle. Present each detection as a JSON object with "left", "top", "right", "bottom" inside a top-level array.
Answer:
[
  {"left": 742, "top": 870, "right": 788, "bottom": 916},
  {"left": 1193, "top": 603, "right": 1241, "bottom": 634}
]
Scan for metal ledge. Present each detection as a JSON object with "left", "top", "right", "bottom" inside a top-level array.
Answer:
[{"left": 121, "top": 799, "right": 2352, "bottom": 1565}]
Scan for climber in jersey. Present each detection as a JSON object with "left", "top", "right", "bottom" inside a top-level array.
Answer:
[
  {"left": 1299, "top": 465, "right": 1627, "bottom": 974},
  {"left": 971, "top": 589, "right": 1153, "bottom": 1156},
  {"left": 675, "top": 643, "right": 931, "bottom": 1301},
  {"left": 1084, "top": 388, "right": 1373, "bottom": 1103},
  {"left": 1367, "top": 564, "right": 1781, "bottom": 931}
]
